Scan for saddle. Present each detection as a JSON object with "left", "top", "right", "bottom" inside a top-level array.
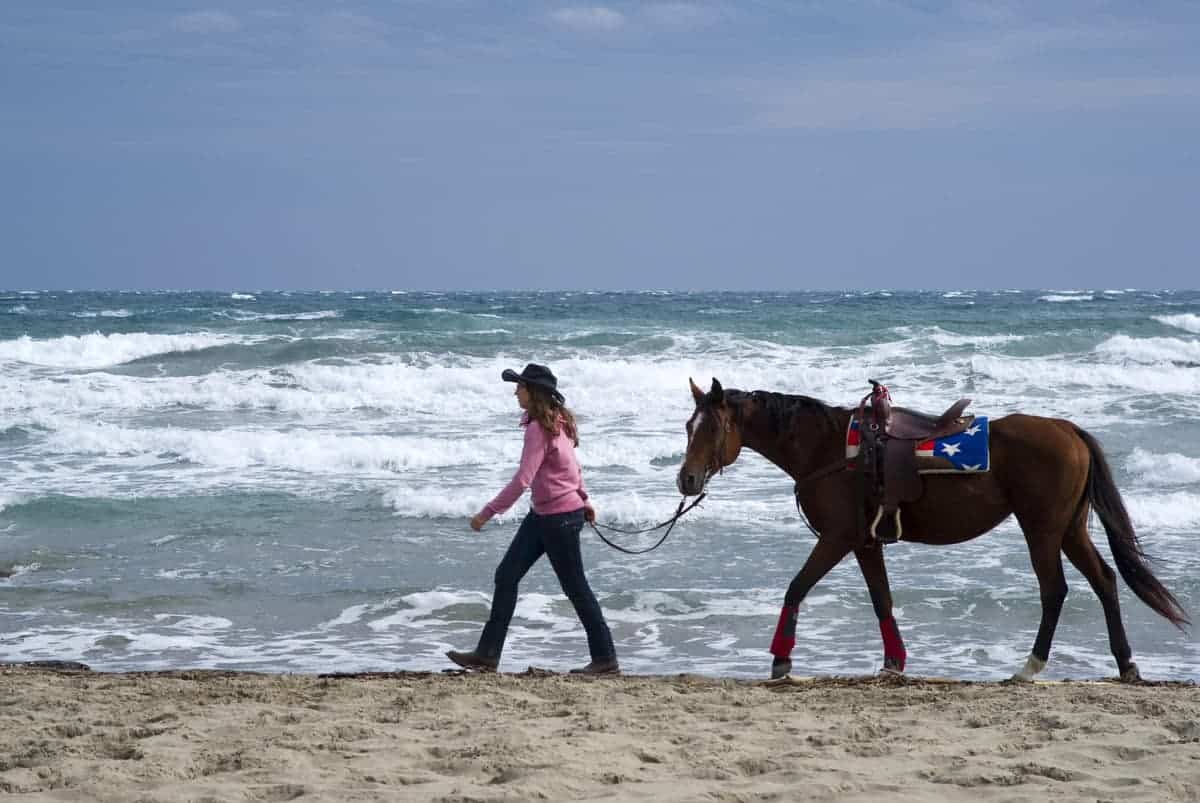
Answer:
[{"left": 855, "top": 380, "right": 973, "bottom": 545}]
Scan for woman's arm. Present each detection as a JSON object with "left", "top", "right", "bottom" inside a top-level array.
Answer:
[
  {"left": 473, "top": 423, "right": 548, "bottom": 526},
  {"left": 578, "top": 471, "right": 594, "bottom": 522}
]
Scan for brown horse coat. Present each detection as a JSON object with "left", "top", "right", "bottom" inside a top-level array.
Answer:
[{"left": 677, "top": 379, "right": 1188, "bottom": 682}]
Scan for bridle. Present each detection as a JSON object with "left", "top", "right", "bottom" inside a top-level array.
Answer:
[{"left": 698, "top": 402, "right": 735, "bottom": 484}]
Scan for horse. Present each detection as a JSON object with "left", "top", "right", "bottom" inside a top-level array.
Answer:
[{"left": 676, "top": 378, "right": 1188, "bottom": 682}]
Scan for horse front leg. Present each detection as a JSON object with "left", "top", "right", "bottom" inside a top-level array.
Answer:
[
  {"left": 854, "top": 546, "right": 906, "bottom": 674},
  {"left": 769, "top": 536, "right": 853, "bottom": 679}
]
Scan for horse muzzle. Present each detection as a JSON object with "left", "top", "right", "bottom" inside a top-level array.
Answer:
[{"left": 677, "top": 468, "right": 706, "bottom": 496}]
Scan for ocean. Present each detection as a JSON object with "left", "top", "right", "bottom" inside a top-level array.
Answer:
[{"left": 1, "top": 289, "right": 1198, "bottom": 681}]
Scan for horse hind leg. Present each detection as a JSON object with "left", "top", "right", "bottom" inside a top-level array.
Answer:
[
  {"left": 1011, "top": 530, "right": 1069, "bottom": 683},
  {"left": 1061, "top": 525, "right": 1140, "bottom": 682},
  {"left": 854, "top": 547, "right": 907, "bottom": 674}
]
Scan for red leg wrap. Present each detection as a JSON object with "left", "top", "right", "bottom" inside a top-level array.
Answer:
[
  {"left": 879, "top": 616, "right": 906, "bottom": 670},
  {"left": 770, "top": 606, "right": 798, "bottom": 658}
]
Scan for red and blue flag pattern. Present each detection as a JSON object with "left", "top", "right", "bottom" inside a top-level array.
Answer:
[{"left": 846, "top": 416, "right": 990, "bottom": 473}]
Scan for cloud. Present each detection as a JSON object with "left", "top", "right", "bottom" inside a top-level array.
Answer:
[
  {"left": 744, "top": 74, "right": 1200, "bottom": 131},
  {"left": 729, "top": 13, "right": 1200, "bottom": 131},
  {"left": 643, "top": 3, "right": 723, "bottom": 30},
  {"left": 745, "top": 78, "right": 985, "bottom": 130},
  {"left": 171, "top": 10, "right": 240, "bottom": 35},
  {"left": 549, "top": 6, "right": 626, "bottom": 32},
  {"left": 310, "top": 11, "right": 386, "bottom": 48}
]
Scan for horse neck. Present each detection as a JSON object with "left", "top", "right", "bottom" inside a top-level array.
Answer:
[{"left": 736, "top": 397, "right": 849, "bottom": 481}]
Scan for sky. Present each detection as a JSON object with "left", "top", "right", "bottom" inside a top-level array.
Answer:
[{"left": 3, "top": 1, "right": 1199, "bottom": 290}]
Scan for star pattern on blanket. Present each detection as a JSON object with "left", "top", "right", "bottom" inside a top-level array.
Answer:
[{"left": 846, "top": 416, "right": 989, "bottom": 472}]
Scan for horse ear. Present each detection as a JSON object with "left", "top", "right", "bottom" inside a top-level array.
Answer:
[
  {"left": 710, "top": 377, "right": 724, "bottom": 405},
  {"left": 690, "top": 378, "right": 705, "bottom": 405}
]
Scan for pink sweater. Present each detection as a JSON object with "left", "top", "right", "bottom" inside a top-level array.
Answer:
[{"left": 479, "top": 416, "right": 588, "bottom": 521}]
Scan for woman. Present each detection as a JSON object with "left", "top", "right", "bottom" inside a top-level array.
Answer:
[{"left": 447, "top": 363, "right": 619, "bottom": 675}]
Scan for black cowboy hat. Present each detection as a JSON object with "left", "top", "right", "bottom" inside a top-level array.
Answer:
[{"left": 502, "top": 363, "right": 565, "bottom": 404}]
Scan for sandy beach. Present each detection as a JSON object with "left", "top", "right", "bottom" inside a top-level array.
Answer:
[{"left": 2, "top": 664, "right": 1198, "bottom": 802}]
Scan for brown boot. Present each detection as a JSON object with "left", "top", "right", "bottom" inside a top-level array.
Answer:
[
  {"left": 569, "top": 657, "right": 620, "bottom": 675},
  {"left": 446, "top": 650, "right": 498, "bottom": 672}
]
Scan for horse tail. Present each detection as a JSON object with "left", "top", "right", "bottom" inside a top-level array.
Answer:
[{"left": 1073, "top": 425, "right": 1190, "bottom": 629}]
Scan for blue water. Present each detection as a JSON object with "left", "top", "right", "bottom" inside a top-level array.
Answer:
[{"left": 1, "top": 289, "right": 1198, "bottom": 680}]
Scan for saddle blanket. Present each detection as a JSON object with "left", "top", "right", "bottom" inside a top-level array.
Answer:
[{"left": 846, "top": 416, "right": 991, "bottom": 473}]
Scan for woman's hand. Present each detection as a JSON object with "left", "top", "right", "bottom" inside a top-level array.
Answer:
[
  {"left": 583, "top": 504, "right": 596, "bottom": 524},
  {"left": 469, "top": 514, "right": 487, "bottom": 532}
]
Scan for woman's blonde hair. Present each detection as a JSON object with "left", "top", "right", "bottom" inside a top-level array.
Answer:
[{"left": 525, "top": 385, "right": 578, "bottom": 446}]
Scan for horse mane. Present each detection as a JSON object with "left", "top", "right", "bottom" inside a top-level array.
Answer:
[{"left": 724, "top": 389, "right": 842, "bottom": 435}]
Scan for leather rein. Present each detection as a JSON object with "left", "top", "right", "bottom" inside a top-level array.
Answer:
[
  {"left": 586, "top": 403, "right": 731, "bottom": 555},
  {"left": 587, "top": 492, "right": 708, "bottom": 555}
]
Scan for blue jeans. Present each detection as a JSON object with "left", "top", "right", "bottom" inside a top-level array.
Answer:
[{"left": 476, "top": 508, "right": 616, "bottom": 662}]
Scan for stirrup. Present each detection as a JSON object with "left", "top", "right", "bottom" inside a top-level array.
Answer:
[{"left": 869, "top": 507, "right": 903, "bottom": 544}]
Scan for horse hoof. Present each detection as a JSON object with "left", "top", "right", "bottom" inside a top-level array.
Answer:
[
  {"left": 1009, "top": 654, "right": 1046, "bottom": 683},
  {"left": 770, "top": 658, "right": 792, "bottom": 680},
  {"left": 1120, "top": 663, "right": 1141, "bottom": 683}
]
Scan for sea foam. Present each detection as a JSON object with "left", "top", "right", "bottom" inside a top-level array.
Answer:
[{"left": 0, "top": 332, "right": 247, "bottom": 369}]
